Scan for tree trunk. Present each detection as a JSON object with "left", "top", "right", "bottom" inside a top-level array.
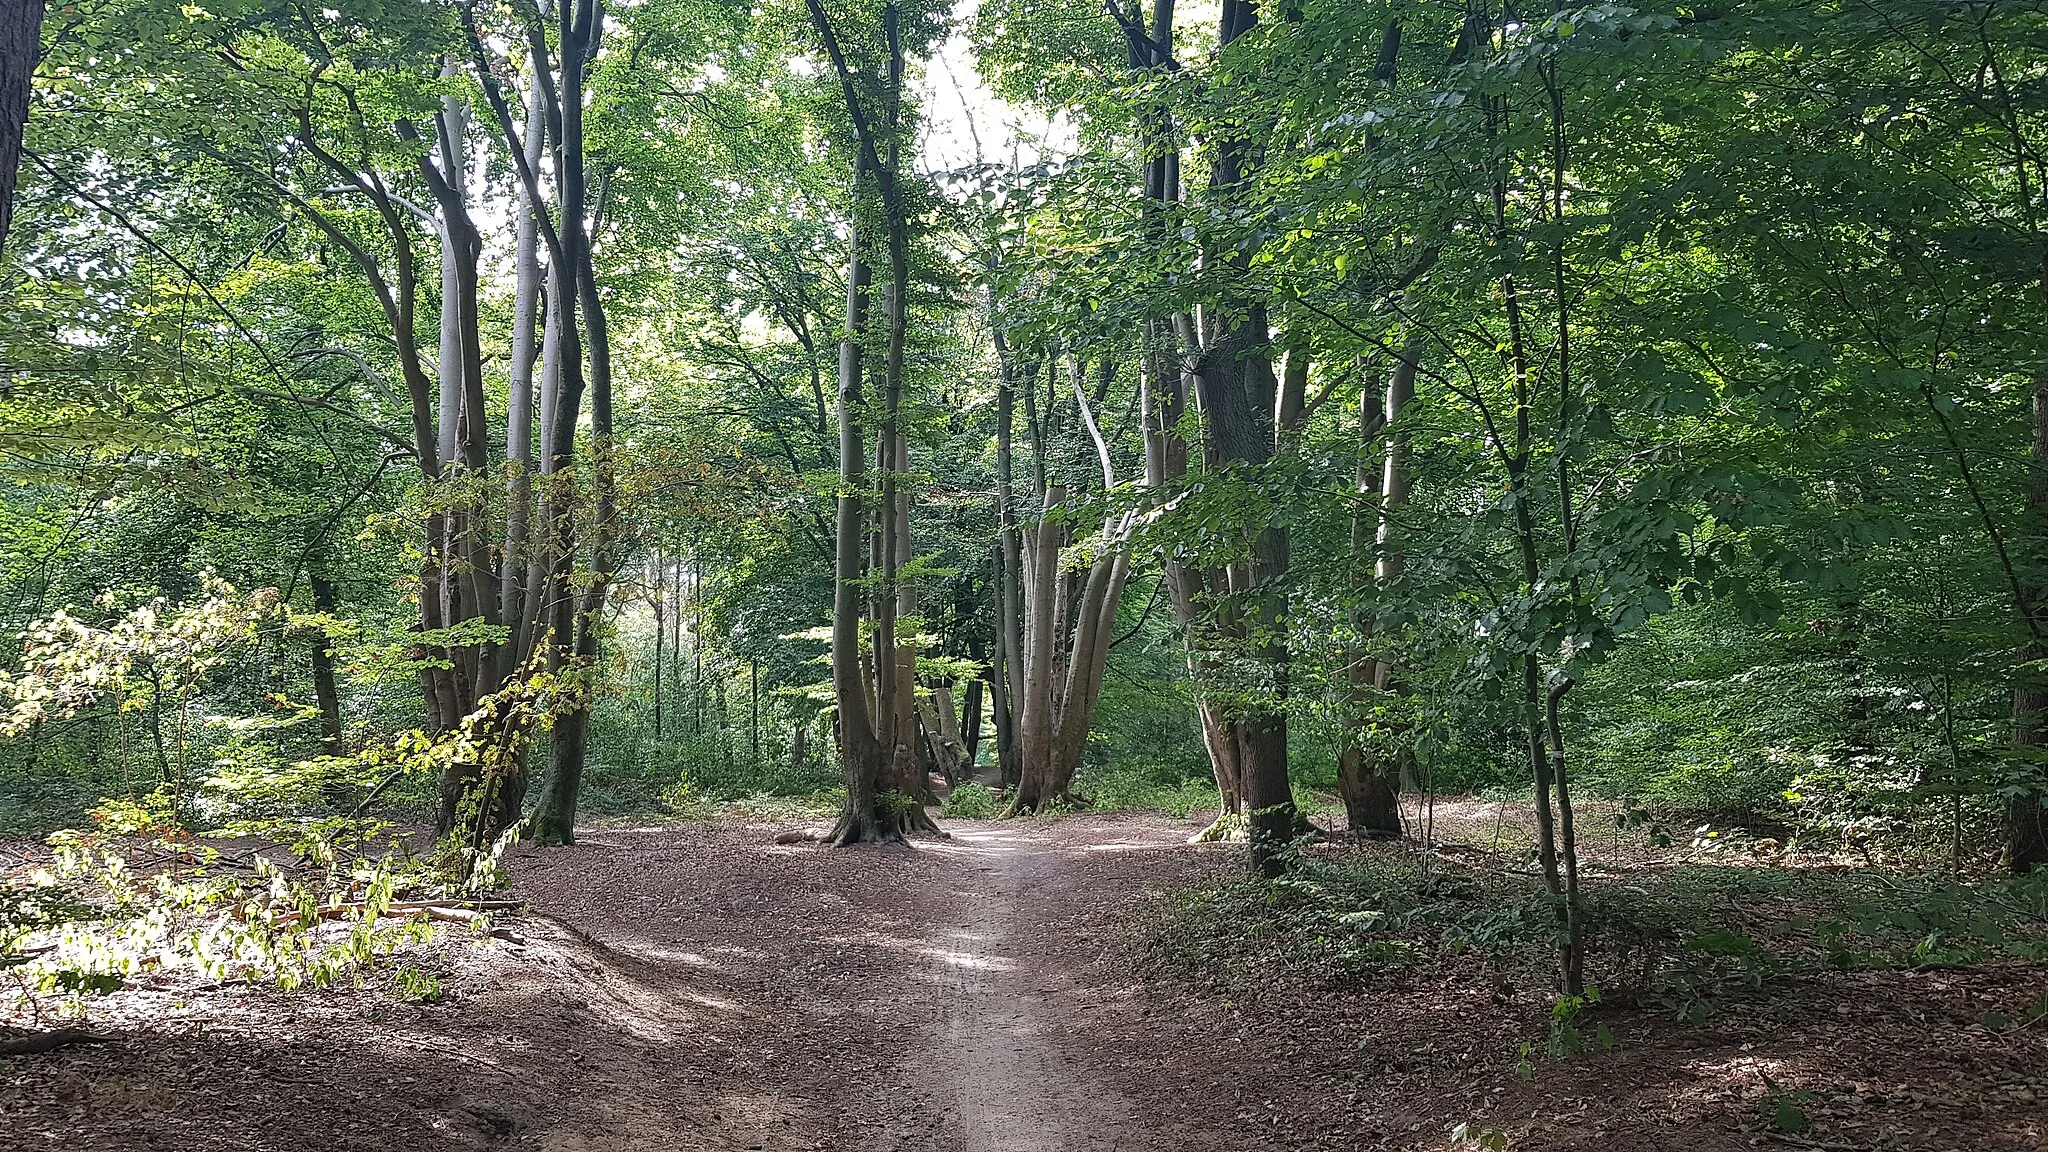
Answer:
[
  {"left": 501, "top": 79, "right": 546, "bottom": 663},
  {"left": 824, "top": 154, "right": 892, "bottom": 845},
  {"left": 1007, "top": 370, "right": 1133, "bottom": 813},
  {"left": 989, "top": 626, "right": 1017, "bottom": 789},
  {"left": 309, "top": 573, "right": 345, "bottom": 757},
  {"left": 917, "top": 679, "right": 967, "bottom": 787},
  {"left": 0, "top": 0, "right": 43, "bottom": 257},
  {"left": 1338, "top": 347, "right": 1418, "bottom": 837},
  {"left": 652, "top": 554, "right": 665, "bottom": 739},
  {"left": 2012, "top": 372, "right": 2048, "bottom": 871},
  {"left": 1336, "top": 376, "right": 1394, "bottom": 836},
  {"left": 961, "top": 666, "right": 985, "bottom": 772},
  {"left": 525, "top": 0, "right": 608, "bottom": 847},
  {"left": 992, "top": 338, "right": 1027, "bottom": 792}
]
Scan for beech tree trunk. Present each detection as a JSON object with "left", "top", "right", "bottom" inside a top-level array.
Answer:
[
  {"left": 1337, "top": 377, "right": 1398, "bottom": 836},
  {"left": 1337, "top": 347, "right": 1417, "bottom": 837},
  {"left": 1007, "top": 365, "right": 1133, "bottom": 813},
  {"left": 1189, "top": 0, "right": 1297, "bottom": 876},
  {"left": 823, "top": 153, "right": 891, "bottom": 844}
]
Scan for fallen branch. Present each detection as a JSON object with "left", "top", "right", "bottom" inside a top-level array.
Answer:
[
  {"left": 272, "top": 897, "right": 524, "bottom": 929},
  {"left": 348, "top": 767, "right": 409, "bottom": 818},
  {"left": 1763, "top": 1135, "right": 1868, "bottom": 1152},
  {"left": 0, "top": 1029, "right": 119, "bottom": 1057}
]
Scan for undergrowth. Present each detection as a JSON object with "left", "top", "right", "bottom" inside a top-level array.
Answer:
[
  {"left": 2, "top": 798, "right": 507, "bottom": 1025},
  {"left": 1146, "top": 846, "right": 2048, "bottom": 1023}
]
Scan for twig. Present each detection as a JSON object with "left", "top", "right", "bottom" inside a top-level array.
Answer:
[
  {"left": 1764, "top": 1135, "right": 1868, "bottom": 1152},
  {"left": 348, "top": 767, "right": 409, "bottom": 817}
]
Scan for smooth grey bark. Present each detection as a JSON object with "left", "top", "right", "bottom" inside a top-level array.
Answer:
[
  {"left": 1336, "top": 344, "right": 1417, "bottom": 837},
  {"left": 1007, "top": 376, "right": 1133, "bottom": 813},
  {"left": 502, "top": 81, "right": 546, "bottom": 664},
  {"left": 824, "top": 158, "right": 890, "bottom": 844}
]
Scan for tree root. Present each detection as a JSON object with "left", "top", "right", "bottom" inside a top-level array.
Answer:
[
  {"left": 0, "top": 1029, "right": 118, "bottom": 1057},
  {"left": 825, "top": 809, "right": 905, "bottom": 846},
  {"left": 1188, "top": 811, "right": 1247, "bottom": 844},
  {"left": 896, "top": 804, "right": 947, "bottom": 838}
]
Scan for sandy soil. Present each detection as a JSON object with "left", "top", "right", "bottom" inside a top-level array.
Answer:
[{"left": 4, "top": 810, "right": 2046, "bottom": 1150}]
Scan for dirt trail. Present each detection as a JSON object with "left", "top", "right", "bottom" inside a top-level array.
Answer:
[
  {"left": 10, "top": 809, "right": 2047, "bottom": 1151},
  {"left": 489, "top": 810, "right": 1230, "bottom": 1152},
  {"left": 912, "top": 825, "right": 1158, "bottom": 1151}
]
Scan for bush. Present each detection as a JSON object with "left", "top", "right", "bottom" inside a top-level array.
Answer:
[
  {"left": 1077, "top": 761, "right": 1219, "bottom": 817},
  {"left": 939, "top": 780, "right": 1003, "bottom": 818}
]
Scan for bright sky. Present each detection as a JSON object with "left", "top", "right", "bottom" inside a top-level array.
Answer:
[{"left": 913, "top": 1, "right": 1076, "bottom": 179}]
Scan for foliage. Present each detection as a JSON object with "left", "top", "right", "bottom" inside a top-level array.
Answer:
[
  {"left": 1147, "top": 847, "right": 2048, "bottom": 1019},
  {"left": 2, "top": 809, "right": 477, "bottom": 1020},
  {"left": 938, "top": 780, "right": 1003, "bottom": 819}
]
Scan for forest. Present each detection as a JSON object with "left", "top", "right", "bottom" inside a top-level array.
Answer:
[{"left": 4, "top": 0, "right": 2048, "bottom": 1148}]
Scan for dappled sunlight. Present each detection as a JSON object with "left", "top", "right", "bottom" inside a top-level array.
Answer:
[
  {"left": 916, "top": 946, "right": 1016, "bottom": 972},
  {"left": 1081, "top": 839, "right": 1171, "bottom": 853},
  {"left": 618, "top": 945, "right": 726, "bottom": 971}
]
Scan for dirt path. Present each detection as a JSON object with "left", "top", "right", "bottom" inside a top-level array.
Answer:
[
  {"left": 911, "top": 824, "right": 1156, "bottom": 1151},
  {"left": 477, "top": 810, "right": 1224, "bottom": 1152},
  {"left": 8, "top": 809, "right": 2048, "bottom": 1151}
]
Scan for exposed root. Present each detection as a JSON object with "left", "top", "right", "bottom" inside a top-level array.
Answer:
[
  {"left": 0, "top": 1029, "right": 118, "bottom": 1057},
  {"left": 772, "top": 828, "right": 824, "bottom": 845},
  {"left": 825, "top": 809, "right": 905, "bottom": 847},
  {"left": 1187, "top": 811, "right": 1247, "bottom": 844},
  {"left": 896, "top": 804, "right": 947, "bottom": 838}
]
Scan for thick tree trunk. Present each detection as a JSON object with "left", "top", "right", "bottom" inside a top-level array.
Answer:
[
  {"left": 501, "top": 81, "right": 545, "bottom": 664},
  {"left": 523, "top": 0, "right": 607, "bottom": 847},
  {"left": 824, "top": 158, "right": 892, "bottom": 845},
  {"left": 886, "top": 425, "right": 939, "bottom": 828},
  {"left": 988, "top": 629, "right": 1017, "bottom": 789},
  {"left": 1008, "top": 368, "right": 1133, "bottom": 813},
  {"left": 652, "top": 555, "right": 665, "bottom": 739},
  {"left": 0, "top": 0, "right": 42, "bottom": 258},
  {"left": 1338, "top": 348, "right": 1417, "bottom": 837},
  {"left": 917, "top": 680, "right": 967, "bottom": 787},
  {"left": 992, "top": 340, "right": 1027, "bottom": 791},
  {"left": 961, "top": 668, "right": 985, "bottom": 772}
]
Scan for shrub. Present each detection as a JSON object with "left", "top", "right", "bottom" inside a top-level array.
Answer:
[{"left": 939, "top": 780, "right": 1003, "bottom": 818}]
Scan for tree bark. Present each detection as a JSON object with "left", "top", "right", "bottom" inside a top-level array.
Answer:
[
  {"left": 309, "top": 572, "right": 345, "bottom": 757},
  {"left": 2012, "top": 372, "right": 2048, "bottom": 871},
  {"left": 0, "top": 0, "right": 43, "bottom": 257},
  {"left": 824, "top": 151, "right": 891, "bottom": 844},
  {"left": 501, "top": 79, "right": 546, "bottom": 664},
  {"left": 1192, "top": 0, "right": 1295, "bottom": 875}
]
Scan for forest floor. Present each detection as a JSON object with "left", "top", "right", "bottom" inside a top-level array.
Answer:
[{"left": 5, "top": 807, "right": 2048, "bottom": 1150}]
